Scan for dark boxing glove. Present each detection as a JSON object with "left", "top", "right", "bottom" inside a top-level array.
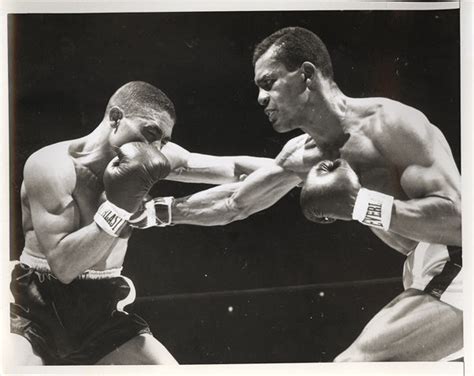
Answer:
[
  {"left": 94, "top": 142, "right": 170, "bottom": 236},
  {"left": 300, "top": 159, "right": 360, "bottom": 224},
  {"left": 301, "top": 159, "right": 394, "bottom": 230}
]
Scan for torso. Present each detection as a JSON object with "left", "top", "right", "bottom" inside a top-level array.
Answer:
[
  {"left": 338, "top": 122, "right": 417, "bottom": 254},
  {"left": 277, "top": 97, "right": 457, "bottom": 255},
  {"left": 22, "top": 140, "right": 130, "bottom": 270}
]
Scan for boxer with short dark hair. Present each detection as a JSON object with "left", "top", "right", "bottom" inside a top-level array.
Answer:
[
  {"left": 11, "top": 81, "right": 274, "bottom": 365},
  {"left": 145, "top": 27, "right": 462, "bottom": 361}
]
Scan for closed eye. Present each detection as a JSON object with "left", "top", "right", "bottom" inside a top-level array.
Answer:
[
  {"left": 256, "top": 75, "right": 275, "bottom": 91},
  {"left": 143, "top": 125, "right": 163, "bottom": 143},
  {"left": 259, "top": 78, "right": 274, "bottom": 91},
  {"left": 262, "top": 79, "right": 275, "bottom": 91}
]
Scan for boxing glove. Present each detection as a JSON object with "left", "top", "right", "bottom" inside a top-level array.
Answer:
[
  {"left": 300, "top": 159, "right": 360, "bottom": 223},
  {"left": 95, "top": 142, "right": 170, "bottom": 236}
]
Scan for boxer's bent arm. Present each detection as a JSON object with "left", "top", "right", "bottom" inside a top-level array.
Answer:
[
  {"left": 390, "top": 173, "right": 461, "bottom": 246},
  {"left": 161, "top": 142, "right": 274, "bottom": 184},
  {"left": 24, "top": 155, "right": 119, "bottom": 284},
  {"left": 171, "top": 163, "right": 302, "bottom": 226},
  {"left": 376, "top": 106, "right": 461, "bottom": 246}
]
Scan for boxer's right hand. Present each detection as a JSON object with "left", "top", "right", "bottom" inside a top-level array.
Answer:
[
  {"left": 103, "top": 142, "right": 171, "bottom": 213},
  {"left": 300, "top": 159, "right": 361, "bottom": 223}
]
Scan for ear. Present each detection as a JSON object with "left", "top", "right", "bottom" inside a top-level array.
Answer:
[
  {"left": 300, "top": 62, "right": 318, "bottom": 89},
  {"left": 109, "top": 106, "right": 123, "bottom": 130}
]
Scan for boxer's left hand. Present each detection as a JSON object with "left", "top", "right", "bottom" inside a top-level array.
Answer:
[
  {"left": 103, "top": 142, "right": 171, "bottom": 213},
  {"left": 300, "top": 159, "right": 361, "bottom": 223}
]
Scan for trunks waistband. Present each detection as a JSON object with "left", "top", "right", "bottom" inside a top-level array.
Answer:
[{"left": 19, "top": 251, "right": 123, "bottom": 280}]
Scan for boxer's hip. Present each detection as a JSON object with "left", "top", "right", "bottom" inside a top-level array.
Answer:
[{"left": 403, "top": 242, "right": 462, "bottom": 310}]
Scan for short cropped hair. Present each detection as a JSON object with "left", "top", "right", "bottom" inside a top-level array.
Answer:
[
  {"left": 253, "top": 27, "right": 334, "bottom": 79},
  {"left": 106, "top": 81, "right": 176, "bottom": 121}
]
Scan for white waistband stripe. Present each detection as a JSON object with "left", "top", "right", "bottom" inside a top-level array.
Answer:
[{"left": 19, "top": 251, "right": 123, "bottom": 280}]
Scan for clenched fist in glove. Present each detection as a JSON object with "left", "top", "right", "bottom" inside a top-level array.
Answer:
[
  {"left": 300, "top": 159, "right": 394, "bottom": 231},
  {"left": 300, "top": 159, "right": 361, "bottom": 223},
  {"left": 95, "top": 142, "right": 171, "bottom": 236}
]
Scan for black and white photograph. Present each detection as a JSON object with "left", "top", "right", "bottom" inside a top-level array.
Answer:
[{"left": 2, "top": 0, "right": 471, "bottom": 374}]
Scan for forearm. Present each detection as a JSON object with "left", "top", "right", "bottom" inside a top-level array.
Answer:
[
  {"left": 172, "top": 183, "right": 245, "bottom": 226},
  {"left": 170, "top": 165, "right": 301, "bottom": 226},
  {"left": 232, "top": 156, "right": 275, "bottom": 175},
  {"left": 167, "top": 153, "right": 274, "bottom": 185},
  {"left": 389, "top": 196, "right": 461, "bottom": 246},
  {"left": 46, "top": 222, "right": 122, "bottom": 283}
]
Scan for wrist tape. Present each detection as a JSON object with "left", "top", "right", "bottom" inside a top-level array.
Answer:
[
  {"left": 94, "top": 200, "right": 132, "bottom": 237},
  {"left": 129, "top": 197, "right": 175, "bottom": 228},
  {"left": 352, "top": 188, "right": 394, "bottom": 231}
]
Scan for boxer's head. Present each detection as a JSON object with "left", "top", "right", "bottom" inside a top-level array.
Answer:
[
  {"left": 105, "top": 81, "right": 176, "bottom": 149},
  {"left": 253, "top": 27, "right": 333, "bottom": 133},
  {"left": 253, "top": 27, "right": 333, "bottom": 78}
]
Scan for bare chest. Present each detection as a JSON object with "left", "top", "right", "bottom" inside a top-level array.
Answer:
[
  {"left": 339, "top": 135, "right": 406, "bottom": 199},
  {"left": 281, "top": 134, "right": 404, "bottom": 199},
  {"left": 340, "top": 136, "right": 417, "bottom": 253},
  {"left": 71, "top": 162, "right": 106, "bottom": 226},
  {"left": 71, "top": 162, "right": 130, "bottom": 268}
]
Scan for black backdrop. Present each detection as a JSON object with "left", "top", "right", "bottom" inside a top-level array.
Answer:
[{"left": 9, "top": 10, "right": 460, "bottom": 363}]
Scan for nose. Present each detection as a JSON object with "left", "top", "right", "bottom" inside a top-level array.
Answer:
[{"left": 257, "top": 89, "right": 269, "bottom": 107}]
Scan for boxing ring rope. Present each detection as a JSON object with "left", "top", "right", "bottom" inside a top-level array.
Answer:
[{"left": 136, "top": 276, "right": 402, "bottom": 302}]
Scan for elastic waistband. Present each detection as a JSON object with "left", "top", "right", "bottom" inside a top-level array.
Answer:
[{"left": 19, "top": 251, "right": 123, "bottom": 280}]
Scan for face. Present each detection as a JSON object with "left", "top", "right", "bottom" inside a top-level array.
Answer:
[
  {"left": 254, "top": 46, "right": 308, "bottom": 133},
  {"left": 110, "top": 110, "right": 174, "bottom": 149}
]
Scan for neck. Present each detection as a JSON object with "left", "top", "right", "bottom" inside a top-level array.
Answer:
[
  {"left": 300, "top": 81, "right": 350, "bottom": 151},
  {"left": 70, "top": 121, "right": 115, "bottom": 178}
]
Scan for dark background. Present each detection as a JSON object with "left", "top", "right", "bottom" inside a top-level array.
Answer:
[{"left": 9, "top": 10, "right": 460, "bottom": 363}]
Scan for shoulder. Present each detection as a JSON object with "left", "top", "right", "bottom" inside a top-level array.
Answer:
[
  {"left": 24, "top": 142, "right": 76, "bottom": 206},
  {"left": 25, "top": 141, "right": 75, "bottom": 176},
  {"left": 370, "top": 99, "right": 435, "bottom": 164},
  {"left": 375, "top": 99, "right": 431, "bottom": 140}
]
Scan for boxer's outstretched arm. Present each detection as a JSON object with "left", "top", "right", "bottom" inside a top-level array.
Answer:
[
  {"left": 170, "top": 163, "right": 302, "bottom": 226},
  {"left": 161, "top": 142, "right": 274, "bottom": 185},
  {"left": 378, "top": 106, "right": 461, "bottom": 246},
  {"left": 23, "top": 152, "right": 119, "bottom": 284}
]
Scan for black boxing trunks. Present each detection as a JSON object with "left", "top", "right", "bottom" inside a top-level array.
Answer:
[{"left": 10, "top": 256, "right": 151, "bottom": 365}]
